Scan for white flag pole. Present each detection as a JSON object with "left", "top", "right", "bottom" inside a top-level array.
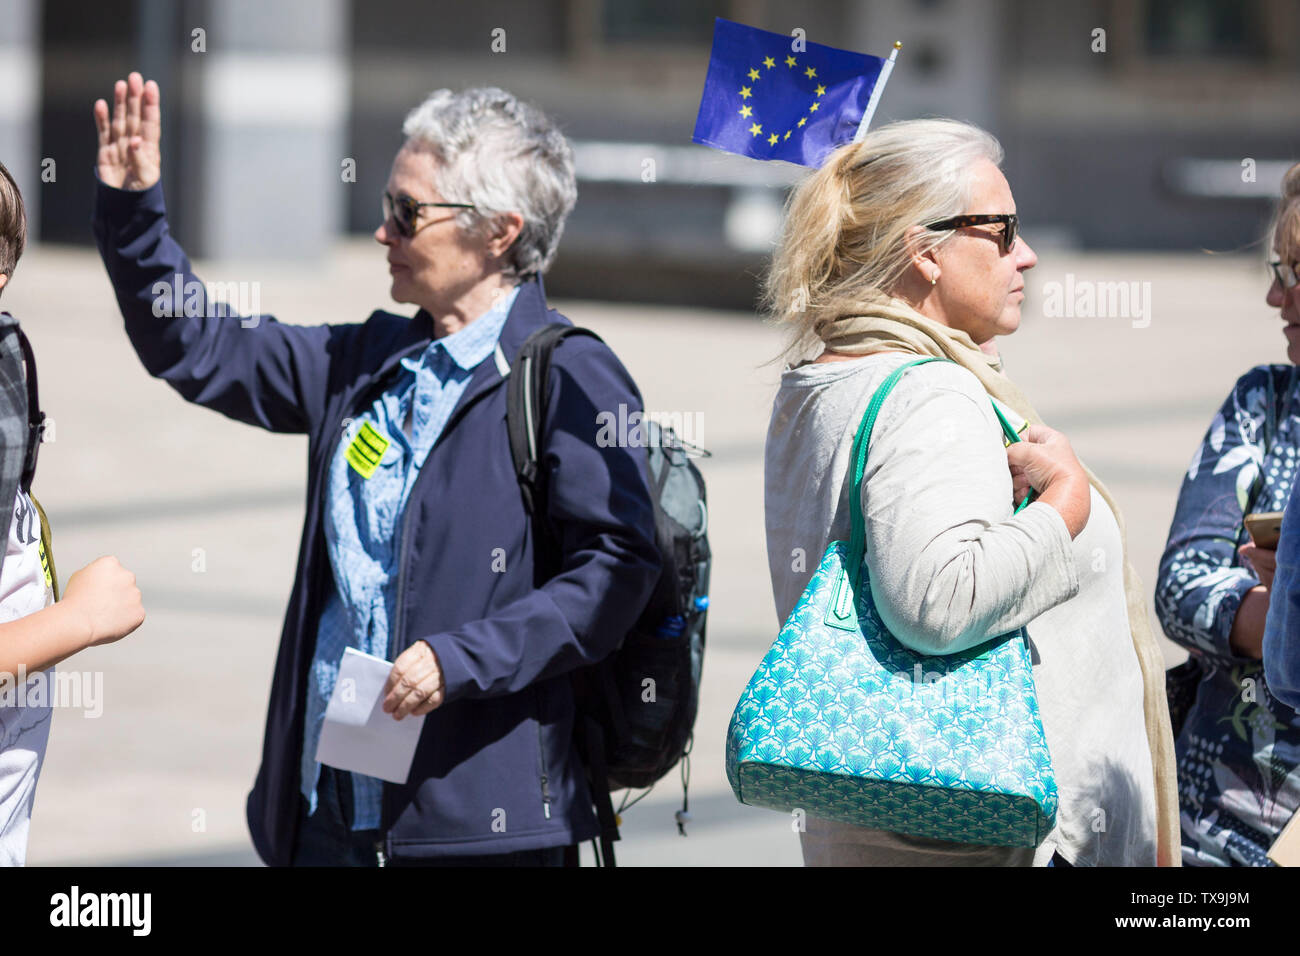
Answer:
[{"left": 853, "top": 41, "right": 901, "bottom": 143}]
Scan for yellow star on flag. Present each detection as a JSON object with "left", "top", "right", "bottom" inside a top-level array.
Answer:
[
  {"left": 797, "top": 117, "right": 807, "bottom": 127},
  {"left": 805, "top": 66, "right": 817, "bottom": 79},
  {"left": 749, "top": 122, "right": 762, "bottom": 137},
  {"left": 739, "top": 85, "right": 752, "bottom": 99},
  {"left": 767, "top": 133, "right": 779, "bottom": 145},
  {"left": 738, "top": 104, "right": 753, "bottom": 118},
  {"left": 815, "top": 84, "right": 826, "bottom": 96},
  {"left": 784, "top": 130, "right": 791, "bottom": 140},
  {"left": 809, "top": 102, "right": 820, "bottom": 112},
  {"left": 762, "top": 56, "right": 775, "bottom": 68},
  {"left": 747, "top": 67, "right": 760, "bottom": 81},
  {"left": 785, "top": 55, "right": 796, "bottom": 67}
]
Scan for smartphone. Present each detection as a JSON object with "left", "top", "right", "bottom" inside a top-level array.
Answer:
[{"left": 1244, "top": 511, "right": 1285, "bottom": 550}]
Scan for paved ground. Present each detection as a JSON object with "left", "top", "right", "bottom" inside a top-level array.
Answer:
[{"left": 5, "top": 237, "right": 1284, "bottom": 866}]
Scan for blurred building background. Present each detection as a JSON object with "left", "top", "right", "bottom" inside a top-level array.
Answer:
[{"left": 3, "top": 0, "right": 1299, "bottom": 308}]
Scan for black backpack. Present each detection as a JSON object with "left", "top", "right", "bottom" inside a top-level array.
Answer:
[
  {"left": 506, "top": 324, "right": 711, "bottom": 866},
  {"left": 0, "top": 313, "right": 50, "bottom": 585}
]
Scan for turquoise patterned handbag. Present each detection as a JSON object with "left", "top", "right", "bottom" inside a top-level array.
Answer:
[{"left": 726, "top": 357, "right": 1058, "bottom": 847}]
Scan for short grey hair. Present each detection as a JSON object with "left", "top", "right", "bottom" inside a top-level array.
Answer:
[{"left": 401, "top": 87, "right": 577, "bottom": 280}]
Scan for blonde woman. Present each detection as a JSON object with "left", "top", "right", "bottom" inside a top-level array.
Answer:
[{"left": 762, "top": 119, "right": 1179, "bottom": 866}]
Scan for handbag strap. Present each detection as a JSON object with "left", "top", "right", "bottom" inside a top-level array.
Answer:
[{"left": 845, "top": 357, "right": 1030, "bottom": 577}]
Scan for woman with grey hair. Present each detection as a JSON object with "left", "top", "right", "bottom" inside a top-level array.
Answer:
[
  {"left": 762, "top": 118, "right": 1179, "bottom": 865},
  {"left": 91, "top": 72, "right": 660, "bottom": 866}
]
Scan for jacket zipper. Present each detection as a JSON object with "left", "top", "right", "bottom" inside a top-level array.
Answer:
[
  {"left": 388, "top": 348, "right": 510, "bottom": 659},
  {"left": 372, "top": 340, "right": 514, "bottom": 832},
  {"left": 518, "top": 348, "right": 552, "bottom": 820},
  {"left": 535, "top": 687, "right": 552, "bottom": 819},
  {"left": 389, "top": 483, "right": 419, "bottom": 660},
  {"left": 365, "top": 355, "right": 427, "bottom": 850}
]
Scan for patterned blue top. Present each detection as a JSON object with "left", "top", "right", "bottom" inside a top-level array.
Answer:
[
  {"left": 1155, "top": 364, "right": 1300, "bottom": 867},
  {"left": 301, "top": 287, "right": 519, "bottom": 830},
  {"left": 1264, "top": 457, "right": 1300, "bottom": 712}
]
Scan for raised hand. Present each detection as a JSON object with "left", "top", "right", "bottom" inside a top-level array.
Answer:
[{"left": 93, "top": 71, "right": 162, "bottom": 191}]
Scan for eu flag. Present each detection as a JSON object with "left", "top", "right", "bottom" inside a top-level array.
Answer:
[{"left": 692, "top": 19, "right": 891, "bottom": 167}]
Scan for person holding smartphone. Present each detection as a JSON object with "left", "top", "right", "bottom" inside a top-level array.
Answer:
[{"left": 1154, "top": 160, "right": 1300, "bottom": 867}]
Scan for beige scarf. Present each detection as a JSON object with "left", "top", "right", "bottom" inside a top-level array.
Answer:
[{"left": 816, "top": 296, "right": 1181, "bottom": 867}]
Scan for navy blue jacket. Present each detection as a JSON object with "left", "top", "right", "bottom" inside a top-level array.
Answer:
[{"left": 92, "top": 180, "right": 661, "bottom": 864}]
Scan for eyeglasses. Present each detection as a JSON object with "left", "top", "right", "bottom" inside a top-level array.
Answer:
[
  {"left": 381, "top": 190, "right": 475, "bottom": 239},
  {"left": 925, "top": 213, "right": 1019, "bottom": 254},
  {"left": 1270, "top": 259, "right": 1298, "bottom": 290}
]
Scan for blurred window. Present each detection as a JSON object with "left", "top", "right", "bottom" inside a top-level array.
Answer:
[
  {"left": 601, "top": 0, "right": 727, "bottom": 44},
  {"left": 1143, "top": 0, "right": 1265, "bottom": 59}
]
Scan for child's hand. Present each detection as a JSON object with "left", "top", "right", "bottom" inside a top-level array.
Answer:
[
  {"left": 62, "top": 556, "right": 145, "bottom": 648},
  {"left": 93, "top": 71, "right": 162, "bottom": 191}
]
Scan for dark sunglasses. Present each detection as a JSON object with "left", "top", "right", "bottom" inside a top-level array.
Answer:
[
  {"left": 382, "top": 190, "right": 475, "bottom": 239},
  {"left": 1270, "top": 259, "right": 1298, "bottom": 290},
  {"left": 925, "top": 213, "right": 1019, "bottom": 254}
]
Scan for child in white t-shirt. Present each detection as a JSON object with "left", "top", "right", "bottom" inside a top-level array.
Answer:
[{"left": 0, "top": 160, "right": 145, "bottom": 865}]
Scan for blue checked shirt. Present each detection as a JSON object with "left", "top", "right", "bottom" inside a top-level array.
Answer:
[{"left": 301, "top": 286, "right": 519, "bottom": 829}]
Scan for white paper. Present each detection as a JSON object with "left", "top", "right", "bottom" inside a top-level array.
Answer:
[{"left": 315, "top": 647, "right": 426, "bottom": 784}]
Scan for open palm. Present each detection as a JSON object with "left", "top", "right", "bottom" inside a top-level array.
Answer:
[{"left": 93, "top": 71, "right": 162, "bottom": 191}]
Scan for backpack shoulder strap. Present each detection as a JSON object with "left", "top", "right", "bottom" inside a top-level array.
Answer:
[
  {"left": 505, "top": 322, "right": 622, "bottom": 866},
  {"left": 14, "top": 325, "right": 44, "bottom": 494},
  {"left": 0, "top": 316, "right": 44, "bottom": 592},
  {"left": 506, "top": 323, "right": 605, "bottom": 520}
]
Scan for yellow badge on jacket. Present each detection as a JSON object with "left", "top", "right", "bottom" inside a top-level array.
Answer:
[{"left": 345, "top": 421, "right": 391, "bottom": 479}]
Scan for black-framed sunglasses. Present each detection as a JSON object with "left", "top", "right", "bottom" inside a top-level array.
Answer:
[
  {"left": 1270, "top": 259, "right": 1299, "bottom": 290},
  {"left": 381, "top": 190, "right": 475, "bottom": 239},
  {"left": 925, "top": 213, "right": 1020, "bottom": 254}
]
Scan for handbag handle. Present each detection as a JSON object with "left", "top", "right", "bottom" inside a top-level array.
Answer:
[{"left": 845, "top": 357, "right": 1032, "bottom": 581}]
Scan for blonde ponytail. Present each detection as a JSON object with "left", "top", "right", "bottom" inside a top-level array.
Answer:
[{"left": 764, "top": 118, "right": 1004, "bottom": 362}]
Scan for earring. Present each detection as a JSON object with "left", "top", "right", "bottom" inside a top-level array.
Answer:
[{"left": 930, "top": 274, "right": 938, "bottom": 286}]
